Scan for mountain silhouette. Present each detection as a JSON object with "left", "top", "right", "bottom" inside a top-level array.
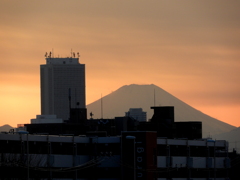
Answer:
[
  {"left": 213, "top": 127, "right": 240, "bottom": 152},
  {"left": 0, "top": 124, "right": 14, "bottom": 132},
  {"left": 87, "top": 84, "right": 236, "bottom": 137}
]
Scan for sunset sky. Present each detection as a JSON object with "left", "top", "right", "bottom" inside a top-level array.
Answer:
[{"left": 0, "top": 0, "right": 239, "bottom": 128}]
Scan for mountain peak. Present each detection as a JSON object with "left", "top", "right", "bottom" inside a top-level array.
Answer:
[
  {"left": 87, "top": 84, "right": 235, "bottom": 137},
  {"left": 119, "top": 83, "right": 161, "bottom": 90}
]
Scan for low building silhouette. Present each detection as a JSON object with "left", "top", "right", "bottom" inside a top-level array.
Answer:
[{"left": 0, "top": 106, "right": 234, "bottom": 180}]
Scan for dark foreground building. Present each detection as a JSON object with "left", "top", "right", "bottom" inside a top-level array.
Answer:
[
  {"left": 0, "top": 106, "right": 235, "bottom": 180},
  {"left": 25, "top": 106, "right": 202, "bottom": 140}
]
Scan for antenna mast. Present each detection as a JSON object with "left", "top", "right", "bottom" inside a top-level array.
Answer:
[
  {"left": 52, "top": 48, "right": 54, "bottom": 58},
  {"left": 154, "top": 88, "right": 156, "bottom": 106},
  {"left": 101, "top": 94, "right": 103, "bottom": 119}
]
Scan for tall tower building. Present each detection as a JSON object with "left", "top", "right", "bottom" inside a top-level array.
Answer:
[{"left": 40, "top": 57, "right": 85, "bottom": 120}]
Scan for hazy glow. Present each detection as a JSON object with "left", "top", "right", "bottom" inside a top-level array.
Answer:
[{"left": 0, "top": 0, "right": 239, "bottom": 127}]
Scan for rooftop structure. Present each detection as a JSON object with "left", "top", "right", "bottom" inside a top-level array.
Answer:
[{"left": 125, "top": 108, "right": 147, "bottom": 122}]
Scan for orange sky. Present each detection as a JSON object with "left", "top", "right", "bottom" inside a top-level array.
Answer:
[{"left": 0, "top": 0, "right": 239, "bottom": 128}]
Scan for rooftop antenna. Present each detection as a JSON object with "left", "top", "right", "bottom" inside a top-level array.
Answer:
[
  {"left": 77, "top": 52, "right": 80, "bottom": 58},
  {"left": 45, "top": 52, "right": 48, "bottom": 58},
  {"left": 90, "top": 112, "right": 94, "bottom": 119},
  {"left": 49, "top": 51, "right": 52, "bottom": 58},
  {"left": 75, "top": 88, "right": 80, "bottom": 108},
  {"left": 52, "top": 48, "right": 54, "bottom": 58},
  {"left": 101, "top": 94, "right": 103, "bottom": 119},
  {"left": 154, "top": 88, "right": 156, "bottom": 106}
]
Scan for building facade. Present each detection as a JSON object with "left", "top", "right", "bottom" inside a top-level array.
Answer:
[
  {"left": 0, "top": 131, "right": 231, "bottom": 180},
  {"left": 40, "top": 57, "right": 85, "bottom": 120},
  {"left": 125, "top": 108, "right": 147, "bottom": 122}
]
